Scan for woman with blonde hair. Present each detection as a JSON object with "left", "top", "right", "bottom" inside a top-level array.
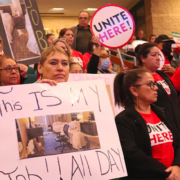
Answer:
[{"left": 38, "top": 45, "right": 71, "bottom": 84}]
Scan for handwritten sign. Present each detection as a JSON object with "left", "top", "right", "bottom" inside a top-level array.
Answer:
[
  {"left": 90, "top": 4, "right": 135, "bottom": 49},
  {"left": 0, "top": 0, "right": 48, "bottom": 65},
  {"left": 0, "top": 80, "right": 127, "bottom": 180}
]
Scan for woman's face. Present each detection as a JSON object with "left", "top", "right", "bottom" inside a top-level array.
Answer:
[
  {"left": 131, "top": 72, "right": 158, "bottom": 104},
  {"left": 47, "top": 35, "right": 55, "bottom": 46},
  {"left": 70, "top": 64, "right": 83, "bottom": 73},
  {"left": 141, "top": 47, "right": 160, "bottom": 72},
  {"left": 62, "top": 30, "right": 74, "bottom": 46},
  {"left": 38, "top": 51, "right": 69, "bottom": 82},
  {"left": 55, "top": 41, "right": 68, "bottom": 52},
  {"left": 0, "top": 58, "right": 20, "bottom": 86}
]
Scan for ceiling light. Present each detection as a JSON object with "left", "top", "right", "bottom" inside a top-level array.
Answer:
[
  {"left": 87, "top": 8, "right": 97, "bottom": 11},
  {"left": 53, "top": 8, "right": 64, "bottom": 10}
]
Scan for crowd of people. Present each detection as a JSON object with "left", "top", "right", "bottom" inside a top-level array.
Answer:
[{"left": 1, "top": 10, "right": 180, "bottom": 180}]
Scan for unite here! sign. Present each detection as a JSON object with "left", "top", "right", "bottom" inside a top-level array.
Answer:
[{"left": 91, "top": 4, "right": 135, "bottom": 49}]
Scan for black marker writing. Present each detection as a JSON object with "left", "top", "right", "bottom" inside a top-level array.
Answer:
[
  {"left": 29, "top": 91, "right": 43, "bottom": 111},
  {"left": 0, "top": 87, "right": 13, "bottom": 94},
  {"left": 111, "top": 148, "right": 124, "bottom": 173},
  {"left": 71, "top": 156, "right": 84, "bottom": 180},
  {"left": 0, "top": 167, "right": 18, "bottom": 180},
  {"left": 41, "top": 90, "right": 62, "bottom": 107},
  {"left": 96, "top": 151, "right": 110, "bottom": 175},
  {"left": 84, "top": 155, "right": 92, "bottom": 176}
]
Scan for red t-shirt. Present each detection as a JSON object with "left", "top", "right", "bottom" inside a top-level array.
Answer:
[
  {"left": 71, "top": 49, "right": 86, "bottom": 70},
  {"left": 140, "top": 110, "right": 174, "bottom": 167},
  {"left": 152, "top": 73, "right": 171, "bottom": 97},
  {"left": 83, "top": 52, "right": 92, "bottom": 69}
]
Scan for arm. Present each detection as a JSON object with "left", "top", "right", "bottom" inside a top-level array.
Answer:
[
  {"left": 87, "top": 36, "right": 101, "bottom": 74},
  {"left": 87, "top": 54, "right": 100, "bottom": 74},
  {"left": 115, "top": 115, "right": 169, "bottom": 179}
]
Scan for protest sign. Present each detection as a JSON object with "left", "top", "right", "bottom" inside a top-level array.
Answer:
[
  {"left": 172, "top": 32, "right": 180, "bottom": 50},
  {"left": 68, "top": 73, "right": 124, "bottom": 116},
  {"left": 0, "top": 80, "right": 127, "bottom": 180},
  {"left": 90, "top": 4, "right": 135, "bottom": 49},
  {"left": 0, "top": 0, "right": 48, "bottom": 65}
]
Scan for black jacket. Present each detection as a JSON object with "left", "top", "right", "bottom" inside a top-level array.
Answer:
[
  {"left": 115, "top": 104, "right": 180, "bottom": 180},
  {"left": 154, "top": 70, "right": 180, "bottom": 128}
]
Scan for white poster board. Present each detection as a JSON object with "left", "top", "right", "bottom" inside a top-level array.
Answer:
[{"left": 0, "top": 80, "right": 127, "bottom": 180}]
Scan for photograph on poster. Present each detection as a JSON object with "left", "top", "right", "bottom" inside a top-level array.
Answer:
[
  {"left": 0, "top": 0, "right": 40, "bottom": 60},
  {"left": 16, "top": 110, "right": 100, "bottom": 159}
]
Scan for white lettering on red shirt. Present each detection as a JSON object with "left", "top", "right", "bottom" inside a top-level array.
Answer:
[{"left": 140, "top": 110, "right": 174, "bottom": 167}]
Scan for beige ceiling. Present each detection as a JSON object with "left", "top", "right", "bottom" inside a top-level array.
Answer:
[{"left": 36, "top": 0, "right": 140, "bottom": 16}]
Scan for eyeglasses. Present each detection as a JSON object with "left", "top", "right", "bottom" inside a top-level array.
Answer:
[
  {"left": 78, "top": 17, "right": 89, "bottom": 20},
  {"left": 133, "top": 81, "right": 158, "bottom": 90},
  {"left": 0, "top": 66, "right": 20, "bottom": 73}
]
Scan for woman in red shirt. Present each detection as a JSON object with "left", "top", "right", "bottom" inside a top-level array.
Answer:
[
  {"left": 59, "top": 28, "right": 86, "bottom": 70},
  {"left": 114, "top": 68, "right": 180, "bottom": 179},
  {"left": 136, "top": 43, "right": 179, "bottom": 130}
]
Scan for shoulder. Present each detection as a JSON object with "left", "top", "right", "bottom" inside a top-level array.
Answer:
[
  {"left": 70, "top": 26, "right": 78, "bottom": 31},
  {"left": 156, "top": 70, "right": 170, "bottom": 81},
  {"left": 72, "top": 49, "right": 82, "bottom": 56},
  {"left": 115, "top": 110, "right": 131, "bottom": 123}
]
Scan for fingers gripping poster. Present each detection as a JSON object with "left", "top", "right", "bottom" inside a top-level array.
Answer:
[
  {"left": 0, "top": 80, "right": 127, "bottom": 180},
  {"left": 0, "top": 0, "right": 48, "bottom": 65}
]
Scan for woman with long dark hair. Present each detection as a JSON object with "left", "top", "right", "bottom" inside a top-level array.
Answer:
[
  {"left": 114, "top": 69, "right": 180, "bottom": 179},
  {"left": 136, "top": 43, "right": 180, "bottom": 129}
]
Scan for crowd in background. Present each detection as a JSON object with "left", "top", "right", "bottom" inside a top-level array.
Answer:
[{"left": 1, "top": 10, "right": 180, "bottom": 180}]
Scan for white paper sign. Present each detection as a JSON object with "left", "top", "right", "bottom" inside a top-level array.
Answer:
[
  {"left": 0, "top": 80, "right": 127, "bottom": 180},
  {"left": 90, "top": 4, "right": 135, "bottom": 49}
]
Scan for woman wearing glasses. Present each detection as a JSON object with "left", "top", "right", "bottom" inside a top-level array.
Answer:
[
  {"left": 114, "top": 69, "right": 180, "bottom": 180},
  {"left": 136, "top": 43, "right": 179, "bottom": 130},
  {"left": 0, "top": 56, "right": 20, "bottom": 86}
]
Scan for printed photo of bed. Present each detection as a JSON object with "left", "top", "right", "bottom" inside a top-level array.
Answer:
[
  {"left": 0, "top": 0, "right": 40, "bottom": 60},
  {"left": 16, "top": 111, "right": 101, "bottom": 159}
]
